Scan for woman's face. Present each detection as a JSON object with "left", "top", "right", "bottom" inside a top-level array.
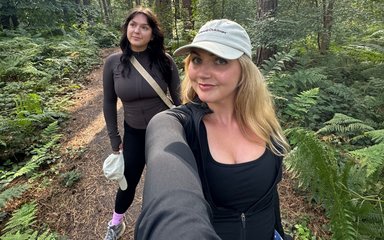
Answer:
[
  {"left": 127, "top": 13, "right": 153, "bottom": 52},
  {"left": 188, "top": 48, "right": 242, "bottom": 105}
]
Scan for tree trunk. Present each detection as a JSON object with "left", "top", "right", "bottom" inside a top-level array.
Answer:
[
  {"left": 182, "top": 0, "right": 193, "bottom": 30},
  {"left": 257, "top": 0, "right": 277, "bottom": 18},
  {"left": 100, "top": 0, "right": 110, "bottom": 25},
  {"left": 106, "top": 0, "right": 113, "bottom": 22},
  {"left": 255, "top": 0, "right": 278, "bottom": 66},
  {"left": 0, "top": 0, "right": 19, "bottom": 29},
  {"left": 318, "top": 0, "right": 335, "bottom": 54},
  {"left": 154, "top": 0, "right": 173, "bottom": 39}
]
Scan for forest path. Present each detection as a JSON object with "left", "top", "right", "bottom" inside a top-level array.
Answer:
[
  {"left": 37, "top": 47, "right": 140, "bottom": 239},
  {"left": 36, "top": 48, "right": 328, "bottom": 239}
]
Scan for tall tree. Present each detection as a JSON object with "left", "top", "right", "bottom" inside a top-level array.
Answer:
[
  {"left": 154, "top": 0, "right": 173, "bottom": 40},
  {"left": 255, "top": 0, "right": 278, "bottom": 65},
  {"left": 318, "top": 0, "right": 335, "bottom": 54},
  {"left": 181, "top": 0, "right": 193, "bottom": 30},
  {"left": 0, "top": 0, "right": 19, "bottom": 29},
  {"left": 99, "top": 0, "right": 111, "bottom": 24}
]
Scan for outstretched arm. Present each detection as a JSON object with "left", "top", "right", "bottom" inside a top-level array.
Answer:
[{"left": 134, "top": 111, "right": 220, "bottom": 240}]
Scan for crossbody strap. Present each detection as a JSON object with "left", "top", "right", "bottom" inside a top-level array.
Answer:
[{"left": 130, "top": 56, "right": 174, "bottom": 109}]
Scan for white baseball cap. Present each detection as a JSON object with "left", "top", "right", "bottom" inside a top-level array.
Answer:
[
  {"left": 103, "top": 152, "right": 128, "bottom": 190},
  {"left": 174, "top": 19, "right": 252, "bottom": 60}
]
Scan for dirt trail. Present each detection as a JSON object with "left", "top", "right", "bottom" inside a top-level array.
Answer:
[
  {"left": 36, "top": 48, "right": 329, "bottom": 239},
  {"left": 37, "top": 48, "right": 141, "bottom": 239}
]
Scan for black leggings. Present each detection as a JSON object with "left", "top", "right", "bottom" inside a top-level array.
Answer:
[{"left": 114, "top": 122, "right": 146, "bottom": 214}]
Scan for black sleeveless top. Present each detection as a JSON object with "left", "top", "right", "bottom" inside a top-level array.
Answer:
[{"left": 202, "top": 122, "right": 277, "bottom": 239}]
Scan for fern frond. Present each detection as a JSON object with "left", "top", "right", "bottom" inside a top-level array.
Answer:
[
  {"left": 0, "top": 184, "right": 29, "bottom": 209},
  {"left": 325, "top": 83, "right": 356, "bottom": 99},
  {"left": 285, "top": 88, "right": 319, "bottom": 120},
  {"left": 15, "top": 93, "right": 43, "bottom": 115},
  {"left": 364, "top": 129, "right": 384, "bottom": 144},
  {"left": 354, "top": 201, "right": 384, "bottom": 239},
  {"left": 0, "top": 202, "right": 58, "bottom": 239},
  {"left": 12, "top": 162, "right": 39, "bottom": 179},
  {"left": 317, "top": 113, "right": 374, "bottom": 135},
  {"left": 330, "top": 207, "right": 357, "bottom": 240},
  {"left": 350, "top": 143, "right": 384, "bottom": 178},
  {"left": 260, "top": 51, "right": 295, "bottom": 78},
  {"left": 285, "top": 128, "right": 357, "bottom": 238},
  {"left": 2, "top": 202, "right": 37, "bottom": 234},
  {"left": 285, "top": 128, "right": 339, "bottom": 197},
  {"left": 40, "top": 121, "right": 60, "bottom": 142},
  {"left": 286, "top": 68, "right": 327, "bottom": 89},
  {"left": 0, "top": 231, "right": 35, "bottom": 240},
  {"left": 8, "top": 121, "right": 62, "bottom": 181},
  {"left": 36, "top": 229, "right": 57, "bottom": 240}
]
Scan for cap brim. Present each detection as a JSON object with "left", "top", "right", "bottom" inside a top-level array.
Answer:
[
  {"left": 118, "top": 177, "right": 128, "bottom": 191},
  {"left": 173, "top": 41, "right": 243, "bottom": 60}
]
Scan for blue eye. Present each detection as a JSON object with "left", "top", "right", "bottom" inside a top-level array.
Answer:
[
  {"left": 215, "top": 57, "right": 227, "bottom": 65},
  {"left": 191, "top": 56, "right": 202, "bottom": 64}
]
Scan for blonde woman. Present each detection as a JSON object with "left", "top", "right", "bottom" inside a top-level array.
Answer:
[{"left": 135, "top": 19, "right": 290, "bottom": 240}]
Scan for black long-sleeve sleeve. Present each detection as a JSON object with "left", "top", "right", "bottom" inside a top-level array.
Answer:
[{"left": 134, "top": 111, "right": 221, "bottom": 240}]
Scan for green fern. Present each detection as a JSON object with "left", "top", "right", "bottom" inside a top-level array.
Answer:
[
  {"left": 0, "top": 184, "right": 29, "bottom": 209},
  {"left": 350, "top": 143, "right": 384, "bottom": 179},
  {"left": 364, "top": 129, "right": 384, "bottom": 144},
  {"left": 287, "top": 68, "right": 327, "bottom": 90},
  {"left": 285, "top": 128, "right": 357, "bottom": 239},
  {"left": 2, "top": 202, "right": 37, "bottom": 234},
  {"left": 7, "top": 121, "right": 62, "bottom": 182},
  {"left": 260, "top": 51, "right": 295, "bottom": 79},
  {"left": 349, "top": 190, "right": 384, "bottom": 239},
  {"left": 0, "top": 202, "right": 58, "bottom": 239},
  {"left": 317, "top": 113, "right": 374, "bottom": 136},
  {"left": 15, "top": 93, "right": 43, "bottom": 116},
  {"left": 285, "top": 88, "right": 319, "bottom": 123}
]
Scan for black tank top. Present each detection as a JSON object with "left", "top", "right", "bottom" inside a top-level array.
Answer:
[{"left": 202, "top": 123, "right": 276, "bottom": 212}]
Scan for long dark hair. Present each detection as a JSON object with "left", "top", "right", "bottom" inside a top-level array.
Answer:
[{"left": 119, "top": 6, "right": 172, "bottom": 84}]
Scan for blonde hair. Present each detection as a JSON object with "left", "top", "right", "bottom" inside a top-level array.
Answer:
[{"left": 181, "top": 54, "right": 290, "bottom": 156}]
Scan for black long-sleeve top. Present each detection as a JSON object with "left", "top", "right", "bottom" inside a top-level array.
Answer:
[{"left": 102, "top": 50, "right": 181, "bottom": 151}]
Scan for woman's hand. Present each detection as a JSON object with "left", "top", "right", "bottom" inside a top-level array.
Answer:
[{"left": 112, "top": 143, "right": 123, "bottom": 154}]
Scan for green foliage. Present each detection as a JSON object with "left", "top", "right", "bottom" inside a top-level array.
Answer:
[
  {"left": 350, "top": 143, "right": 384, "bottom": 181},
  {"left": 341, "top": 29, "right": 384, "bottom": 63},
  {"left": 284, "top": 88, "right": 319, "bottom": 126},
  {"left": 0, "top": 184, "right": 29, "bottom": 209},
  {"left": 60, "top": 170, "right": 81, "bottom": 188},
  {"left": 317, "top": 113, "right": 374, "bottom": 137},
  {"left": 195, "top": 0, "right": 256, "bottom": 27},
  {"left": 286, "top": 127, "right": 384, "bottom": 239},
  {"left": 86, "top": 23, "right": 119, "bottom": 48},
  {"left": 2, "top": 202, "right": 37, "bottom": 234},
  {"left": 260, "top": 51, "right": 296, "bottom": 79},
  {"left": 0, "top": 29, "right": 100, "bottom": 162},
  {"left": 0, "top": 202, "right": 58, "bottom": 239},
  {"left": 3, "top": 121, "right": 62, "bottom": 184},
  {"left": 269, "top": 67, "right": 327, "bottom": 128},
  {"left": 286, "top": 128, "right": 357, "bottom": 239},
  {"left": 364, "top": 129, "right": 384, "bottom": 144},
  {"left": 293, "top": 223, "right": 316, "bottom": 240}
]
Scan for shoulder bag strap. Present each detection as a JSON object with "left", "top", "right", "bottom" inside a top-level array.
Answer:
[{"left": 130, "top": 56, "right": 174, "bottom": 109}]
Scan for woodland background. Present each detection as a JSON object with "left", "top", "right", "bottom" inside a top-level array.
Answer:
[{"left": 0, "top": 0, "right": 383, "bottom": 239}]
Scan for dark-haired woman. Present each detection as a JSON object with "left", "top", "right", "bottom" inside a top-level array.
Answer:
[{"left": 102, "top": 6, "right": 181, "bottom": 240}]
